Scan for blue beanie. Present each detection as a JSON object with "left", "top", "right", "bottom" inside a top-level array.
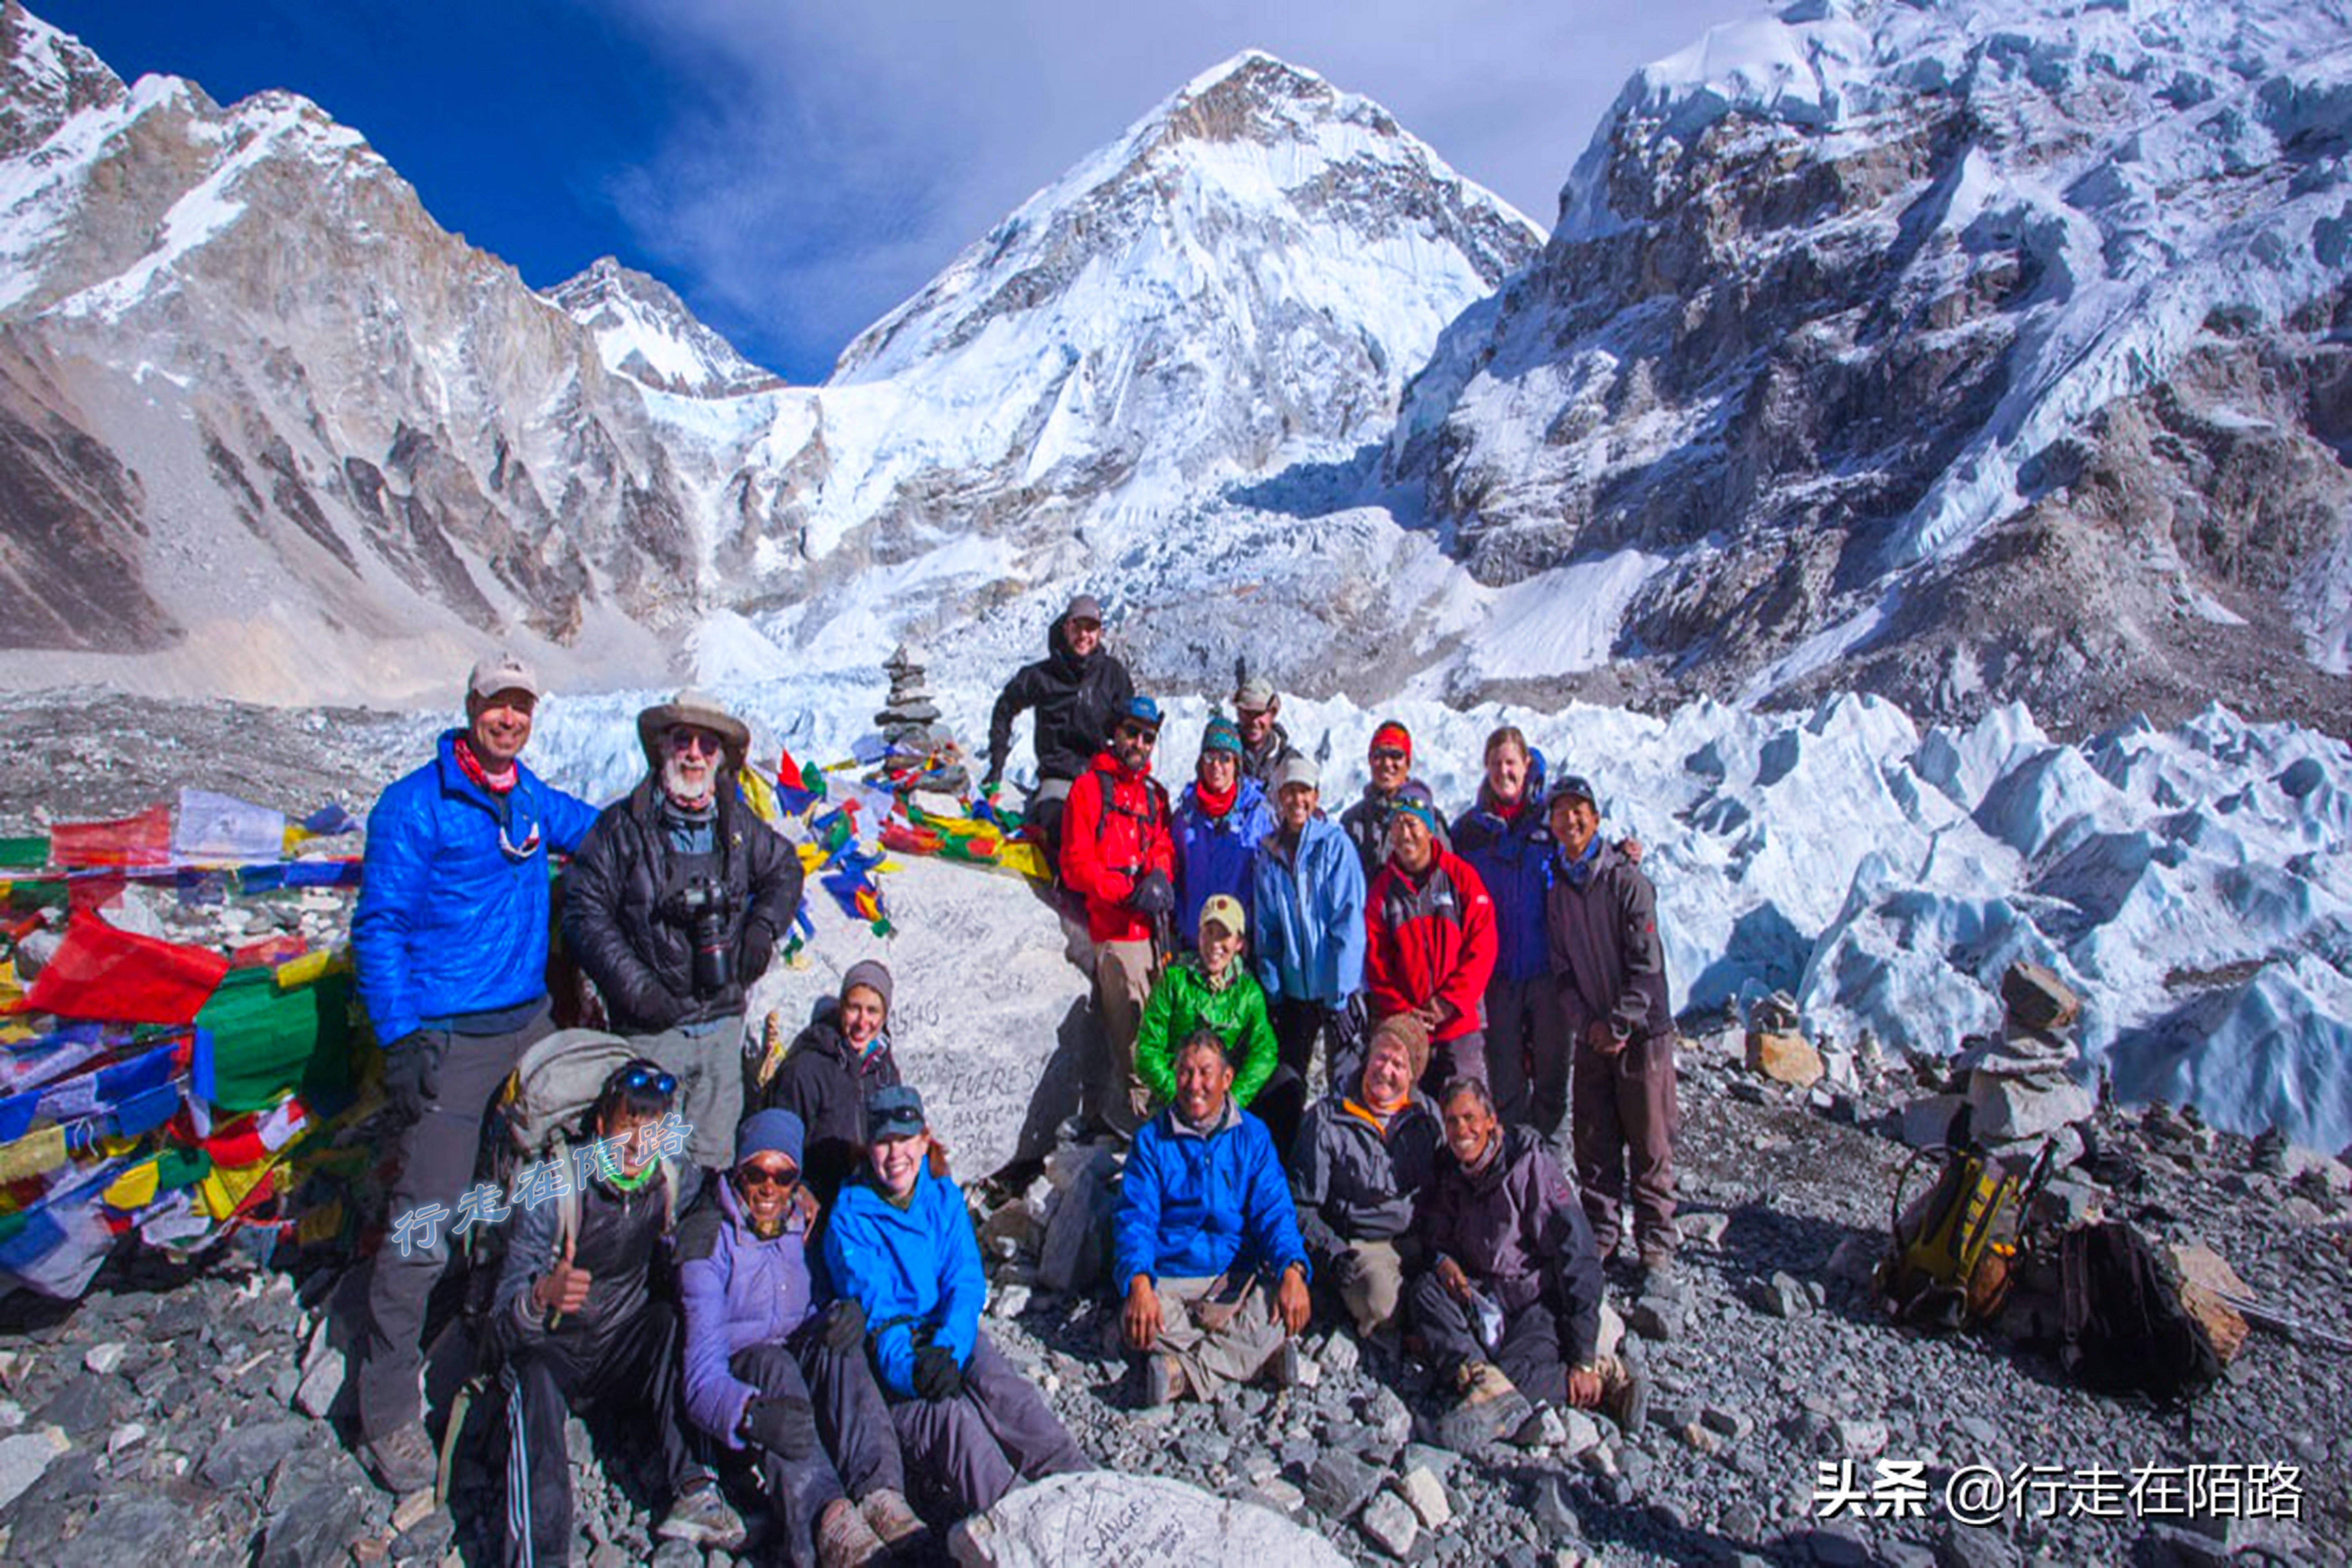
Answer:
[{"left": 735, "top": 1107, "right": 806, "bottom": 1170}]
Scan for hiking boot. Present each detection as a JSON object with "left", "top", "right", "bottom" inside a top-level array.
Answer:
[
  {"left": 817, "top": 1495, "right": 889, "bottom": 1568},
  {"left": 1435, "top": 1361, "right": 1533, "bottom": 1453},
  {"left": 1590, "top": 1353, "right": 1648, "bottom": 1437},
  {"left": 859, "top": 1488, "right": 931, "bottom": 1557},
  {"left": 1142, "top": 1353, "right": 1189, "bottom": 1406},
  {"left": 359, "top": 1421, "right": 436, "bottom": 1497},
  {"left": 656, "top": 1479, "right": 746, "bottom": 1550}
]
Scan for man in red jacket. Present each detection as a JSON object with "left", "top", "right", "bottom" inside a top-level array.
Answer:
[
  {"left": 1365, "top": 797, "right": 1496, "bottom": 1096},
  {"left": 1061, "top": 695, "right": 1177, "bottom": 1137}
]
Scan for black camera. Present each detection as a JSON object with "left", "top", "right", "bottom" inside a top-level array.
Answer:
[{"left": 674, "top": 878, "right": 739, "bottom": 997}]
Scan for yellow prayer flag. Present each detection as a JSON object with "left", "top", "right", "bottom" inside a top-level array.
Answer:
[{"left": 0, "top": 1124, "right": 69, "bottom": 1184}]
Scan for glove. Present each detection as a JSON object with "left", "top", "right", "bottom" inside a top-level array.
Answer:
[
  {"left": 739, "top": 1392, "right": 817, "bottom": 1461},
  {"left": 821, "top": 1298, "right": 866, "bottom": 1352},
  {"left": 383, "top": 1031, "right": 444, "bottom": 1122},
  {"left": 738, "top": 921, "right": 777, "bottom": 983},
  {"left": 912, "top": 1344, "right": 966, "bottom": 1401},
  {"left": 1127, "top": 869, "right": 1175, "bottom": 918}
]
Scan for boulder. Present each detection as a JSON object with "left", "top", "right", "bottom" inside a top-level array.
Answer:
[
  {"left": 746, "top": 855, "right": 1093, "bottom": 1180},
  {"left": 0, "top": 1425, "right": 68, "bottom": 1510},
  {"left": 1745, "top": 1031, "right": 1824, "bottom": 1088},
  {"left": 1967, "top": 1073, "right": 2093, "bottom": 1142},
  {"left": 948, "top": 1472, "right": 1350, "bottom": 1566}
]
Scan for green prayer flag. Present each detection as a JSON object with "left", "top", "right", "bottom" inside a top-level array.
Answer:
[{"left": 193, "top": 964, "right": 355, "bottom": 1113}]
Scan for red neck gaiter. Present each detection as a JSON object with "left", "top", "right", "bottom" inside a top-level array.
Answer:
[
  {"left": 454, "top": 735, "right": 517, "bottom": 795},
  {"left": 1195, "top": 777, "right": 1238, "bottom": 819}
]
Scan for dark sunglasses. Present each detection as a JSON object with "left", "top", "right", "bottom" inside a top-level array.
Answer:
[
  {"left": 1117, "top": 723, "right": 1160, "bottom": 744},
  {"left": 736, "top": 1164, "right": 799, "bottom": 1189},
  {"left": 613, "top": 1064, "right": 678, "bottom": 1098},
  {"left": 1369, "top": 746, "right": 1408, "bottom": 763},
  {"left": 667, "top": 729, "right": 723, "bottom": 756}
]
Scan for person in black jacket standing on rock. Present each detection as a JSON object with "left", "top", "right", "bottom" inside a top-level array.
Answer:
[
  {"left": 565, "top": 690, "right": 804, "bottom": 1174},
  {"left": 744, "top": 958, "right": 903, "bottom": 1205},
  {"left": 983, "top": 593, "right": 1134, "bottom": 869}
]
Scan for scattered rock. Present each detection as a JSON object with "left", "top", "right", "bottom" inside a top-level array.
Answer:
[
  {"left": 947, "top": 1472, "right": 1349, "bottom": 1565},
  {"left": 1303, "top": 1450, "right": 1383, "bottom": 1520},
  {"left": 294, "top": 1343, "right": 346, "bottom": 1421},
  {"left": 0, "top": 1425, "right": 69, "bottom": 1510},
  {"left": 1756, "top": 1272, "right": 1810, "bottom": 1318},
  {"left": 1748, "top": 1030, "right": 1825, "bottom": 1087},
  {"left": 198, "top": 1417, "right": 309, "bottom": 1490},
  {"left": 1833, "top": 1418, "right": 1889, "bottom": 1460},
  {"left": 1396, "top": 1465, "right": 1452, "bottom": 1529},
  {"left": 1359, "top": 1490, "right": 1421, "bottom": 1557},
  {"left": 82, "top": 1343, "right": 128, "bottom": 1377},
  {"left": 1679, "top": 1211, "right": 1731, "bottom": 1249}
]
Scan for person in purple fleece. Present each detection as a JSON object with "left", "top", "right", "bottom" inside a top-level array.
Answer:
[{"left": 677, "top": 1109, "right": 926, "bottom": 1567}]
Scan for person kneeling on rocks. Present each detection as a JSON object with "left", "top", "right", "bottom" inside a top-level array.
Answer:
[
  {"left": 1117, "top": 1028, "right": 1314, "bottom": 1404},
  {"left": 679, "top": 1109, "right": 924, "bottom": 1568},
  {"left": 1411, "top": 1077, "right": 1644, "bottom": 1450},
  {"left": 1289, "top": 1014, "right": 1442, "bottom": 1339},
  {"left": 823, "top": 1087, "right": 1090, "bottom": 1518},
  {"left": 495, "top": 1060, "right": 744, "bottom": 1564}
]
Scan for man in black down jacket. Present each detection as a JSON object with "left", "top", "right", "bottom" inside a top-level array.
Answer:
[
  {"left": 744, "top": 958, "right": 903, "bottom": 1205},
  {"left": 565, "top": 690, "right": 804, "bottom": 1172},
  {"left": 983, "top": 593, "right": 1134, "bottom": 868}
]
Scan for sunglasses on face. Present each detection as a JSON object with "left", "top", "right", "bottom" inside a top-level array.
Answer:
[
  {"left": 1069, "top": 619, "right": 1102, "bottom": 634},
  {"left": 667, "top": 730, "right": 722, "bottom": 756},
  {"left": 614, "top": 1064, "right": 679, "bottom": 1098},
  {"left": 1370, "top": 746, "right": 1408, "bottom": 763},
  {"left": 736, "top": 1164, "right": 799, "bottom": 1190},
  {"left": 1118, "top": 724, "right": 1159, "bottom": 744}
]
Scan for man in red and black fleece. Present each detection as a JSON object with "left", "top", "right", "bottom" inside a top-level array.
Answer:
[
  {"left": 1364, "top": 797, "right": 1497, "bottom": 1097},
  {"left": 1061, "top": 695, "right": 1177, "bottom": 1138}
]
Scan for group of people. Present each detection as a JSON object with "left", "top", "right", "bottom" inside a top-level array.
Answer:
[{"left": 347, "top": 598, "right": 1684, "bottom": 1561}]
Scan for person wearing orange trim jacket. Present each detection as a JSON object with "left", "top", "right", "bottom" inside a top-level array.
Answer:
[
  {"left": 351, "top": 651, "right": 599, "bottom": 1497},
  {"left": 1060, "top": 695, "right": 1177, "bottom": 1138},
  {"left": 1363, "top": 797, "right": 1497, "bottom": 1096}
]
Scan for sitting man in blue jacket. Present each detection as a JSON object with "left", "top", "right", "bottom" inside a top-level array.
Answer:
[
  {"left": 349, "top": 651, "right": 600, "bottom": 1495},
  {"left": 823, "top": 1087, "right": 1089, "bottom": 1519},
  {"left": 1117, "top": 1028, "right": 1313, "bottom": 1405}
]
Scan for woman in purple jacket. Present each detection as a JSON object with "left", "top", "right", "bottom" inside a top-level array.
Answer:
[{"left": 677, "top": 1109, "right": 925, "bottom": 1568}]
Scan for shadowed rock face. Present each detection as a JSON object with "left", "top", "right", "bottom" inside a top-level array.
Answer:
[{"left": 0, "top": 334, "right": 164, "bottom": 652}]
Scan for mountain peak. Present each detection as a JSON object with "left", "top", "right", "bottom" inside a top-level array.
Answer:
[{"left": 542, "top": 255, "right": 781, "bottom": 398}]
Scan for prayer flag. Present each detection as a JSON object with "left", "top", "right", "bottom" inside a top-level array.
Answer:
[{"left": 25, "top": 915, "right": 230, "bottom": 1025}]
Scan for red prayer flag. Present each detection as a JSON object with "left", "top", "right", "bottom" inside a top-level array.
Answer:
[
  {"left": 25, "top": 914, "right": 230, "bottom": 1025},
  {"left": 51, "top": 805, "right": 172, "bottom": 869}
]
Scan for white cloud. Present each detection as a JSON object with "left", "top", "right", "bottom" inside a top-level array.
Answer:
[{"left": 596, "top": 0, "right": 1768, "bottom": 380}]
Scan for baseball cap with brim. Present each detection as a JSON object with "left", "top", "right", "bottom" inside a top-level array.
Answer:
[
  {"left": 1117, "top": 695, "right": 1163, "bottom": 733},
  {"left": 467, "top": 652, "right": 541, "bottom": 704},
  {"left": 867, "top": 1085, "right": 928, "bottom": 1142},
  {"left": 1274, "top": 754, "right": 1320, "bottom": 792},
  {"left": 1546, "top": 774, "right": 1599, "bottom": 812},
  {"left": 1198, "top": 893, "right": 1246, "bottom": 940},
  {"left": 1235, "top": 675, "right": 1277, "bottom": 713},
  {"left": 637, "top": 689, "right": 752, "bottom": 771},
  {"left": 1065, "top": 593, "right": 1105, "bottom": 626}
]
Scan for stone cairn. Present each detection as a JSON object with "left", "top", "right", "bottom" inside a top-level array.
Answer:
[
  {"left": 1902, "top": 961, "right": 2095, "bottom": 1172},
  {"left": 875, "top": 643, "right": 971, "bottom": 795}
]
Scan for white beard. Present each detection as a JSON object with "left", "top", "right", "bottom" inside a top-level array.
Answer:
[{"left": 661, "top": 752, "right": 715, "bottom": 807}]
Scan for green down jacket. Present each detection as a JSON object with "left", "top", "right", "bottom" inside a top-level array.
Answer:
[{"left": 1134, "top": 954, "right": 1278, "bottom": 1109}]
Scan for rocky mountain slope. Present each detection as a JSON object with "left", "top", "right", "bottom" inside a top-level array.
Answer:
[
  {"left": 541, "top": 256, "right": 782, "bottom": 399},
  {"left": 1389, "top": 0, "right": 2352, "bottom": 733}
]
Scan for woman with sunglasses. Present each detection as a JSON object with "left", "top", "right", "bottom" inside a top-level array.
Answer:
[
  {"left": 495, "top": 1060, "right": 744, "bottom": 1561},
  {"left": 679, "top": 1108, "right": 924, "bottom": 1567}
]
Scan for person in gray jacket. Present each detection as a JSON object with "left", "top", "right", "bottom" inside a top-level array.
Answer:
[
  {"left": 1543, "top": 772, "right": 1679, "bottom": 1276},
  {"left": 1288, "top": 1015, "right": 1442, "bottom": 1336}
]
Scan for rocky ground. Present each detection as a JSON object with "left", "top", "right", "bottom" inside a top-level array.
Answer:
[
  {"left": 1, "top": 697, "right": 2347, "bottom": 1565},
  {"left": 0, "top": 1026, "right": 2343, "bottom": 1566}
]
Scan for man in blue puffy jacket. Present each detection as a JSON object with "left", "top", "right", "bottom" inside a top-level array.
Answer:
[
  {"left": 823, "top": 1087, "right": 1089, "bottom": 1520},
  {"left": 349, "top": 652, "right": 599, "bottom": 1495},
  {"left": 1117, "top": 1029, "right": 1312, "bottom": 1404}
]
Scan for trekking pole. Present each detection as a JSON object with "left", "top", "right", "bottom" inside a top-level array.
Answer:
[{"left": 2214, "top": 1293, "right": 2352, "bottom": 1356}]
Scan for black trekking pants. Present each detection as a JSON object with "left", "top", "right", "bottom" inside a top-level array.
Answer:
[{"left": 1408, "top": 1270, "right": 1570, "bottom": 1410}]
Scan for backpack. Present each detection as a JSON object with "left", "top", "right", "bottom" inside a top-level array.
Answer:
[
  {"left": 1874, "top": 1143, "right": 2043, "bottom": 1330},
  {"left": 2058, "top": 1221, "right": 2224, "bottom": 1401}
]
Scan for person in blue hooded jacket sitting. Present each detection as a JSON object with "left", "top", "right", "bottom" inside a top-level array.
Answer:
[
  {"left": 1116, "top": 1028, "right": 1313, "bottom": 1405},
  {"left": 822, "top": 1087, "right": 1089, "bottom": 1519}
]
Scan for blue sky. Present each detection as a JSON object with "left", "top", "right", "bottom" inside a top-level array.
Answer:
[{"left": 43, "top": 0, "right": 1763, "bottom": 384}]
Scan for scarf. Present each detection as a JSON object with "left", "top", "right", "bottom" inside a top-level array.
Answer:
[
  {"left": 1491, "top": 791, "right": 1525, "bottom": 822},
  {"left": 1340, "top": 1092, "right": 1407, "bottom": 1139},
  {"left": 452, "top": 735, "right": 517, "bottom": 795},
  {"left": 593, "top": 1137, "right": 662, "bottom": 1194},
  {"left": 1194, "top": 777, "right": 1238, "bottom": 820},
  {"left": 1561, "top": 834, "right": 1601, "bottom": 888}
]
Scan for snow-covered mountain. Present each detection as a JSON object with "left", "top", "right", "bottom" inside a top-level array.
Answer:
[
  {"left": 0, "top": 11, "right": 1536, "bottom": 705},
  {"left": 1391, "top": 0, "right": 2352, "bottom": 733},
  {"left": 542, "top": 256, "right": 781, "bottom": 398}
]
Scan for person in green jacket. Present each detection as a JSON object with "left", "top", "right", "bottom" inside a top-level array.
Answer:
[{"left": 1134, "top": 895, "right": 1307, "bottom": 1158}]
